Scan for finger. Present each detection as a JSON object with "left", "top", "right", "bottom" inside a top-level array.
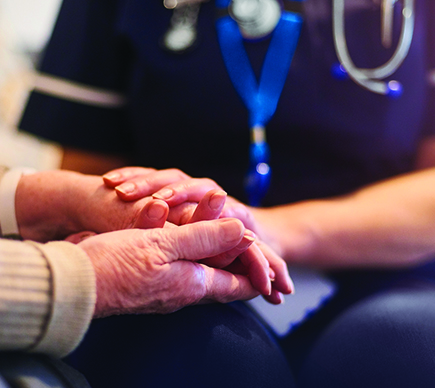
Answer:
[
  {"left": 65, "top": 231, "right": 97, "bottom": 244},
  {"left": 133, "top": 199, "right": 169, "bottom": 229},
  {"left": 238, "top": 243, "right": 272, "bottom": 296},
  {"left": 165, "top": 190, "right": 228, "bottom": 226},
  {"left": 199, "top": 230, "right": 256, "bottom": 268},
  {"left": 103, "top": 167, "right": 156, "bottom": 187},
  {"left": 114, "top": 169, "right": 190, "bottom": 201},
  {"left": 166, "top": 202, "right": 197, "bottom": 225},
  {"left": 162, "top": 218, "right": 245, "bottom": 262},
  {"left": 152, "top": 178, "right": 222, "bottom": 206},
  {"left": 262, "top": 290, "right": 286, "bottom": 305},
  {"left": 256, "top": 241, "right": 294, "bottom": 295},
  {"left": 220, "top": 240, "right": 294, "bottom": 297},
  {"left": 199, "top": 265, "right": 260, "bottom": 304},
  {"left": 188, "top": 189, "right": 227, "bottom": 224},
  {"left": 220, "top": 197, "right": 257, "bottom": 231},
  {"left": 221, "top": 257, "right": 247, "bottom": 275}
]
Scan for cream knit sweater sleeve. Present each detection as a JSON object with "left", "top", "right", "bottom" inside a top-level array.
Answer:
[{"left": 0, "top": 167, "right": 96, "bottom": 358}]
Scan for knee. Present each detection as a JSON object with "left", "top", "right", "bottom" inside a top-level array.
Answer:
[
  {"left": 298, "top": 287, "right": 435, "bottom": 388},
  {"left": 68, "top": 302, "right": 295, "bottom": 388}
]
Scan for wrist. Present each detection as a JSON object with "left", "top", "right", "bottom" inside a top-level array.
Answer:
[
  {"left": 248, "top": 206, "right": 283, "bottom": 256},
  {"left": 79, "top": 238, "right": 119, "bottom": 318},
  {"left": 15, "top": 170, "right": 84, "bottom": 241},
  {"left": 251, "top": 203, "right": 321, "bottom": 265}
]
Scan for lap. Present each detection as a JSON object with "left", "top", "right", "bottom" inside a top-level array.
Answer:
[
  {"left": 65, "top": 302, "right": 295, "bottom": 388},
  {"left": 65, "top": 263, "right": 435, "bottom": 388},
  {"left": 292, "top": 264, "right": 435, "bottom": 388}
]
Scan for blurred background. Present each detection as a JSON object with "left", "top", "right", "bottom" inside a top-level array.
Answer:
[{"left": 0, "top": 0, "right": 62, "bottom": 170}]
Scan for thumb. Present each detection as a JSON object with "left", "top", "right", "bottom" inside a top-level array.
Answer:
[
  {"left": 163, "top": 218, "right": 245, "bottom": 262},
  {"left": 187, "top": 189, "right": 227, "bottom": 224},
  {"left": 133, "top": 199, "right": 169, "bottom": 229}
]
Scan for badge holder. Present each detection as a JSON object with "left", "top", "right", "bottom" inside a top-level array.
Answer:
[{"left": 216, "top": 0, "right": 304, "bottom": 205}]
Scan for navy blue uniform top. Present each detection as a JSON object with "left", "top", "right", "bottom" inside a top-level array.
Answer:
[{"left": 19, "top": 0, "right": 435, "bottom": 206}]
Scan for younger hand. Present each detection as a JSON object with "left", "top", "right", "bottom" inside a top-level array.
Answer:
[
  {"left": 103, "top": 167, "right": 221, "bottom": 202},
  {"left": 15, "top": 170, "right": 171, "bottom": 242},
  {"left": 102, "top": 166, "right": 255, "bottom": 229}
]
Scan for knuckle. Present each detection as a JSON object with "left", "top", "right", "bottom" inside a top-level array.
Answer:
[
  {"left": 201, "top": 178, "right": 219, "bottom": 188},
  {"left": 168, "top": 168, "right": 189, "bottom": 179},
  {"left": 171, "top": 264, "right": 207, "bottom": 308}
]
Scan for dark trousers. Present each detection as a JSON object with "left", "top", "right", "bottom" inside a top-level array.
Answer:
[
  {"left": 66, "top": 302, "right": 296, "bottom": 388},
  {"left": 65, "top": 262, "right": 435, "bottom": 388},
  {"left": 282, "top": 262, "right": 435, "bottom": 388}
]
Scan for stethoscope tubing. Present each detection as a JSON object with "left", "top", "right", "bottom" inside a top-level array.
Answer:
[{"left": 332, "top": 0, "right": 414, "bottom": 95}]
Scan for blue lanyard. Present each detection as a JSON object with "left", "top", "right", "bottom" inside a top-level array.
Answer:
[{"left": 216, "top": 0, "right": 304, "bottom": 206}]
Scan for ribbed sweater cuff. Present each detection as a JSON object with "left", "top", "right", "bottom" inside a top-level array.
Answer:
[
  {"left": 0, "top": 239, "right": 51, "bottom": 351},
  {"left": 28, "top": 241, "right": 96, "bottom": 357}
]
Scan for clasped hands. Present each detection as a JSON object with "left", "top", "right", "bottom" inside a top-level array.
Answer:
[
  {"left": 15, "top": 167, "right": 293, "bottom": 318},
  {"left": 101, "top": 167, "right": 293, "bottom": 299}
]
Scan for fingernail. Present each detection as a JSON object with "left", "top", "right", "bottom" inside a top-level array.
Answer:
[
  {"left": 147, "top": 202, "right": 166, "bottom": 220},
  {"left": 284, "top": 270, "right": 295, "bottom": 294},
  {"left": 244, "top": 229, "right": 256, "bottom": 240},
  {"left": 209, "top": 190, "right": 227, "bottom": 211},
  {"left": 238, "top": 234, "right": 255, "bottom": 249},
  {"left": 269, "top": 267, "right": 276, "bottom": 281},
  {"left": 103, "top": 172, "right": 120, "bottom": 181},
  {"left": 153, "top": 188, "right": 173, "bottom": 200},
  {"left": 278, "top": 292, "right": 285, "bottom": 304},
  {"left": 219, "top": 219, "right": 243, "bottom": 244},
  {"left": 116, "top": 182, "right": 136, "bottom": 195},
  {"left": 289, "top": 277, "right": 296, "bottom": 294}
]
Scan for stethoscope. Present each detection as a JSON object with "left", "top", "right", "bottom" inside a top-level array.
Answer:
[
  {"left": 162, "top": 0, "right": 415, "bottom": 95},
  {"left": 332, "top": 0, "right": 415, "bottom": 98},
  {"left": 162, "top": 0, "right": 416, "bottom": 205}
]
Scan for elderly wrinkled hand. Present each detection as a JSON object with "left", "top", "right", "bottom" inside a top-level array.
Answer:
[{"left": 78, "top": 218, "right": 269, "bottom": 317}]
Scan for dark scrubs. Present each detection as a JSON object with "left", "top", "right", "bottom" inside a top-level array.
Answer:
[
  {"left": 19, "top": 0, "right": 435, "bottom": 387},
  {"left": 20, "top": 0, "right": 435, "bottom": 204}
]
